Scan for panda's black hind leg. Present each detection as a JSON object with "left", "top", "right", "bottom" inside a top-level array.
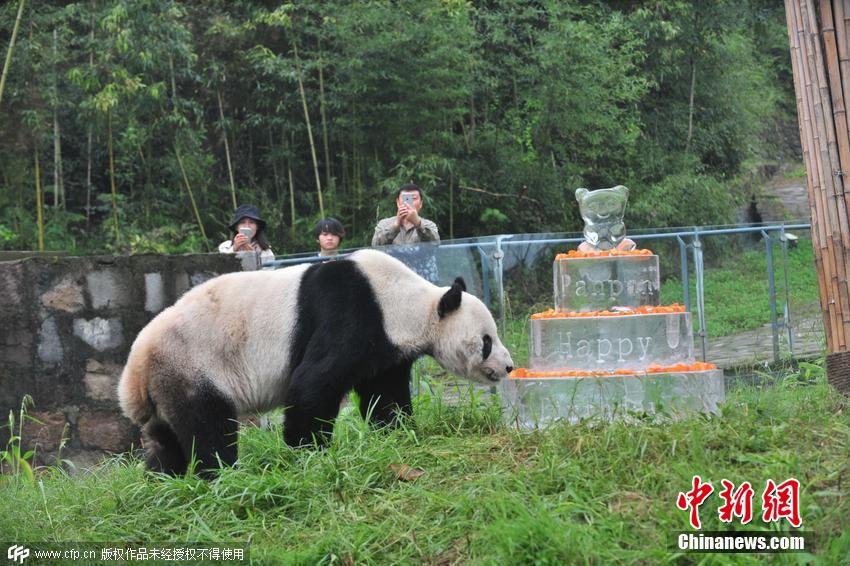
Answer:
[
  {"left": 162, "top": 381, "right": 239, "bottom": 478},
  {"left": 355, "top": 362, "right": 413, "bottom": 428},
  {"left": 142, "top": 419, "right": 187, "bottom": 476}
]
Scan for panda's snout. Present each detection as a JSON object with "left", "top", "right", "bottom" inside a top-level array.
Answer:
[{"left": 506, "top": 365, "right": 514, "bottom": 374}]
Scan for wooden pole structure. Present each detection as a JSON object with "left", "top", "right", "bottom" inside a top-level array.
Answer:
[{"left": 786, "top": 0, "right": 850, "bottom": 393}]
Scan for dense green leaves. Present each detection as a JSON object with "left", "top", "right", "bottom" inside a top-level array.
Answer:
[{"left": 0, "top": 1, "right": 795, "bottom": 254}]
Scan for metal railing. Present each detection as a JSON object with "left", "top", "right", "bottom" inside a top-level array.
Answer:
[{"left": 264, "top": 221, "right": 814, "bottom": 364}]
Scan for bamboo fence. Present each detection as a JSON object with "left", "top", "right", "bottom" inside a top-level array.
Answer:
[{"left": 786, "top": 0, "right": 850, "bottom": 392}]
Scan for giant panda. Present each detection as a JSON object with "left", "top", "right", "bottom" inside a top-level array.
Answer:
[{"left": 118, "top": 249, "right": 514, "bottom": 476}]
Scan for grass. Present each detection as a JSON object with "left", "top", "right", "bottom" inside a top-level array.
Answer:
[
  {"left": 660, "top": 238, "right": 820, "bottom": 337},
  {"left": 782, "top": 163, "right": 808, "bottom": 180},
  {"left": 1, "top": 364, "right": 848, "bottom": 564}
]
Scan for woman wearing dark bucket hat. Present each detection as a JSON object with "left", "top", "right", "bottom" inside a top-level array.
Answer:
[{"left": 218, "top": 204, "right": 275, "bottom": 261}]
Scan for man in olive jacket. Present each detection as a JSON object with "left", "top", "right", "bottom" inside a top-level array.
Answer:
[{"left": 371, "top": 183, "right": 440, "bottom": 246}]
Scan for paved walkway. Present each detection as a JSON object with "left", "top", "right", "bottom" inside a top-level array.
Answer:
[{"left": 704, "top": 314, "right": 824, "bottom": 370}]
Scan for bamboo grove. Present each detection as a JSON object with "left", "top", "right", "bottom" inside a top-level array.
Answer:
[{"left": 0, "top": 1, "right": 797, "bottom": 255}]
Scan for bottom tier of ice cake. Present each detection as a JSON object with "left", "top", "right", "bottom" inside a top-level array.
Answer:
[{"left": 500, "top": 369, "right": 725, "bottom": 428}]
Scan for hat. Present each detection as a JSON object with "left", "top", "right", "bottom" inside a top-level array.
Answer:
[{"left": 228, "top": 204, "right": 267, "bottom": 232}]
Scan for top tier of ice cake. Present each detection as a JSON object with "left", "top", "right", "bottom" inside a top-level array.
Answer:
[{"left": 554, "top": 253, "right": 660, "bottom": 312}]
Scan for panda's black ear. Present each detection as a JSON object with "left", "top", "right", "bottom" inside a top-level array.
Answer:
[{"left": 438, "top": 278, "right": 466, "bottom": 319}]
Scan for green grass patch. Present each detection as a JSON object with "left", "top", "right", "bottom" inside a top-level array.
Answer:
[
  {"left": 2, "top": 364, "right": 848, "bottom": 563},
  {"left": 783, "top": 164, "right": 808, "bottom": 180},
  {"left": 661, "top": 239, "right": 820, "bottom": 337}
]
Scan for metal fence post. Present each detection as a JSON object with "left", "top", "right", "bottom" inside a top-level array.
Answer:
[
  {"left": 477, "top": 245, "right": 492, "bottom": 308},
  {"left": 780, "top": 226, "right": 794, "bottom": 355},
  {"left": 763, "top": 230, "right": 780, "bottom": 363},
  {"left": 494, "top": 235, "right": 511, "bottom": 333},
  {"left": 677, "top": 235, "right": 691, "bottom": 312},
  {"left": 692, "top": 228, "right": 708, "bottom": 361}
]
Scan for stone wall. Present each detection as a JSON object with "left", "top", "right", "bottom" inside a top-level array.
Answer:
[{"left": 0, "top": 252, "right": 258, "bottom": 468}]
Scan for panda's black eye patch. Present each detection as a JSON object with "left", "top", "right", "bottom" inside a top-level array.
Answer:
[{"left": 482, "top": 334, "right": 492, "bottom": 360}]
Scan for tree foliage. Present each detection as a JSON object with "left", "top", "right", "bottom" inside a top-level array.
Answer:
[{"left": 0, "top": 0, "right": 796, "bottom": 254}]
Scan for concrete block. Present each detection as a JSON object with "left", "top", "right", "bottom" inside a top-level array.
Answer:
[
  {"left": 22, "top": 410, "right": 69, "bottom": 453},
  {"left": 77, "top": 411, "right": 135, "bottom": 452},
  {"left": 0, "top": 319, "right": 33, "bottom": 366},
  {"left": 41, "top": 277, "right": 84, "bottom": 313},
  {"left": 190, "top": 271, "right": 218, "bottom": 287},
  {"left": 237, "top": 251, "right": 261, "bottom": 271},
  {"left": 0, "top": 260, "right": 24, "bottom": 309},
  {"left": 73, "top": 317, "right": 124, "bottom": 351},
  {"left": 83, "top": 359, "right": 123, "bottom": 402},
  {"left": 174, "top": 271, "right": 191, "bottom": 297},
  {"left": 86, "top": 270, "right": 130, "bottom": 310},
  {"left": 144, "top": 272, "right": 165, "bottom": 313},
  {"left": 37, "top": 317, "right": 63, "bottom": 364}
]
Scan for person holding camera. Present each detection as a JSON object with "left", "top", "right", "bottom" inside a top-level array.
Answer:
[
  {"left": 218, "top": 204, "right": 275, "bottom": 261},
  {"left": 371, "top": 183, "right": 440, "bottom": 246}
]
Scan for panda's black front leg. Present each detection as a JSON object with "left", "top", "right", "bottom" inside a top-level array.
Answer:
[
  {"left": 283, "top": 363, "right": 349, "bottom": 447},
  {"left": 355, "top": 362, "right": 413, "bottom": 428}
]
